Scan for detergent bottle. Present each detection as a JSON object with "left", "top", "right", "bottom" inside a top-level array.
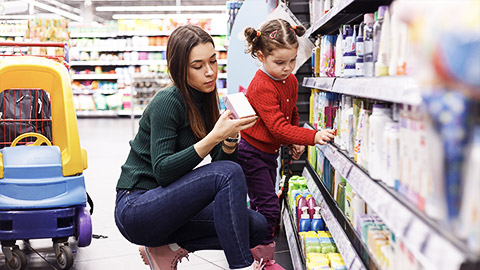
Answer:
[
  {"left": 311, "top": 206, "right": 325, "bottom": 231},
  {"left": 299, "top": 207, "right": 312, "bottom": 232},
  {"left": 297, "top": 196, "right": 308, "bottom": 227}
]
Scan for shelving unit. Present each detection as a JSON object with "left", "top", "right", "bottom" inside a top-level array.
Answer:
[
  {"left": 314, "top": 141, "right": 476, "bottom": 269},
  {"left": 306, "top": 0, "right": 394, "bottom": 37},
  {"left": 302, "top": 165, "right": 369, "bottom": 270},
  {"left": 301, "top": 1, "right": 480, "bottom": 268},
  {"left": 282, "top": 201, "right": 306, "bottom": 270},
  {"left": 69, "top": 28, "right": 228, "bottom": 117}
]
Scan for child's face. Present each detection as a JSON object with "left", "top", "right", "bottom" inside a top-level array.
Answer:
[
  {"left": 187, "top": 42, "right": 218, "bottom": 93},
  {"left": 258, "top": 47, "right": 297, "bottom": 80}
]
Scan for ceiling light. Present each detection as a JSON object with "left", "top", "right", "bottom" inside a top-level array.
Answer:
[
  {"left": 112, "top": 13, "right": 227, "bottom": 20},
  {"left": 97, "top": 5, "right": 226, "bottom": 12}
]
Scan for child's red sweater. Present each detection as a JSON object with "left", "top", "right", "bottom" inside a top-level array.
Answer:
[{"left": 241, "top": 69, "right": 317, "bottom": 154}]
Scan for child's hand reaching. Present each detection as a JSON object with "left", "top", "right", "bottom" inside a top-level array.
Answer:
[
  {"left": 314, "top": 129, "right": 335, "bottom": 145},
  {"left": 289, "top": 144, "right": 305, "bottom": 160}
]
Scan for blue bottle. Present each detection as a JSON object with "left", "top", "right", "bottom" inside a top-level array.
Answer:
[
  {"left": 311, "top": 206, "right": 325, "bottom": 231},
  {"left": 299, "top": 207, "right": 311, "bottom": 232}
]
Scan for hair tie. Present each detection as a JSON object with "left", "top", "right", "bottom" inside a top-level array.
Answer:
[
  {"left": 269, "top": 30, "right": 278, "bottom": 39},
  {"left": 290, "top": 26, "right": 297, "bottom": 34},
  {"left": 256, "top": 30, "right": 261, "bottom": 37},
  {"left": 291, "top": 25, "right": 297, "bottom": 30}
]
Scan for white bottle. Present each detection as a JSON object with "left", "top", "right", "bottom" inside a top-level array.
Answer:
[
  {"left": 368, "top": 104, "right": 393, "bottom": 180},
  {"left": 382, "top": 122, "right": 399, "bottom": 188},
  {"left": 335, "top": 28, "right": 344, "bottom": 77}
]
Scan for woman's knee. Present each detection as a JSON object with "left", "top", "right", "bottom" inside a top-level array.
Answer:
[{"left": 215, "top": 161, "right": 246, "bottom": 186}]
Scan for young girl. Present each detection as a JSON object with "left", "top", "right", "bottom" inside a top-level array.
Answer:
[
  {"left": 114, "top": 25, "right": 267, "bottom": 270},
  {"left": 238, "top": 19, "right": 335, "bottom": 269}
]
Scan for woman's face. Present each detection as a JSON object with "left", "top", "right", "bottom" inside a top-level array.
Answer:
[{"left": 187, "top": 42, "right": 218, "bottom": 93}]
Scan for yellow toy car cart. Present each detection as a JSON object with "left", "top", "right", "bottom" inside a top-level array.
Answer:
[{"left": 0, "top": 42, "right": 91, "bottom": 270}]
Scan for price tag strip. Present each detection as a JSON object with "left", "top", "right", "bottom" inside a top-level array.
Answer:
[
  {"left": 282, "top": 207, "right": 305, "bottom": 270},
  {"left": 303, "top": 168, "right": 367, "bottom": 270},
  {"left": 316, "top": 143, "right": 468, "bottom": 269},
  {"left": 302, "top": 76, "right": 422, "bottom": 106}
]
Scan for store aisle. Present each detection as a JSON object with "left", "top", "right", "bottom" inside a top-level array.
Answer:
[{"left": 0, "top": 118, "right": 292, "bottom": 270}]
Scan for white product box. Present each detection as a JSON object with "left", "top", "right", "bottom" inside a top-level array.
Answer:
[{"left": 224, "top": 92, "right": 256, "bottom": 119}]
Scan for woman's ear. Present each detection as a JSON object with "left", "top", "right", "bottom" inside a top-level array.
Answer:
[{"left": 257, "top": 51, "right": 265, "bottom": 63}]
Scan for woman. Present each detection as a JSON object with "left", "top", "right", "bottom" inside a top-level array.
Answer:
[{"left": 114, "top": 24, "right": 267, "bottom": 270}]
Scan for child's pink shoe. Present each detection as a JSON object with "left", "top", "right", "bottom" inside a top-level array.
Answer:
[
  {"left": 251, "top": 242, "right": 285, "bottom": 270},
  {"left": 139, "top": 244, "right": 189, "bottom": 270}
]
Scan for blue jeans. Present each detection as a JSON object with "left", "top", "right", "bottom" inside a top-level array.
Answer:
[{"left": 114, "top": 161, "right": 267, "bottom": 269}]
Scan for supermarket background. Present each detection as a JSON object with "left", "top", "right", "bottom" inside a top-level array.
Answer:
[{"left": 0, "top": 0, "right": 479, "bottom": 270}]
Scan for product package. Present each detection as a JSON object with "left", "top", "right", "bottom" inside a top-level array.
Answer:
[{"left": 224, "top": 92, "right": 256, "bottom": 119}]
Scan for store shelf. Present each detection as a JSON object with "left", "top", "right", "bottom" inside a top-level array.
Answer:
[
  {"left": 282, "top": 201, "right": 305, "bottom": 270},
  {"left": 70, "top": 31, "right": 227, "bottom": 38},
  {"left": 302, "top": 76, "right": 422, "bottom": 105},
  {"left": 74, "top": 46, "right": 167, "bottom": 52},
  {"left": 302, "top": 166, "right": 368, "bottom": 270},
  {"left": 71, "top": 74, "right": 121, "bottom": 80},
  {"left": 73, "top": 89, "right": 119, "bottom": 95},
  {"left": 304, "top": 124, "right": 477, "bottom": 270},
  {"left": 70, "top": 32, "right": 118, "bottom": 38},
  {"left": 118, "top": 109, "right": 144, "bottom": 117},
  {"left": 76, "top": 110, "right": 119, "bottom": 118},
  {"left": 218, "top": 73, "right": 228, "bottom": 79},
  {"left": 70, "top": 60, "right": 168, "bottom": 66},
  {"left": 0, "top": 32, "right": 26, "bottom": 37},
  {"left": 306, "top": 0, "right": 394, "bottom": 36}
]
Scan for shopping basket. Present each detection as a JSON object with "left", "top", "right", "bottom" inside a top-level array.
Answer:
[{"left": 0, "top": 42, "right": 91, "bottom": 270}]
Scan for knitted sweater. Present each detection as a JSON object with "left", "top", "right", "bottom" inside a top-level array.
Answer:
[
  {"left": 116, "top": 85, "right": 236, "bottom": 189},
  {"left": 241, "top": 69, "right": 317, "bottom": 154}
]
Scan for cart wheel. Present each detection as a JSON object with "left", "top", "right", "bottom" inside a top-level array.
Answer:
[
  {"left": 5, "top": 248, "right": 27, "bottom": 270},
  {"left": 56, "top": 245, "right": 74, "bottom": 270},
  {"left": 76, "top": 207, "right": 92, "bottom": 247}
]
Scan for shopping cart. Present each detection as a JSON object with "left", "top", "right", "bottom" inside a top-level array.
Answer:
[{"left": 0, "top": 42, "right": 91, "bottom": 270}]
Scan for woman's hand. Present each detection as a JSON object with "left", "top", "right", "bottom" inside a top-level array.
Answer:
[
  {"left": 314, "top": 129, "right": 335, "bottom": 145},
  {"left": 211, "top": 110, "right": 258, "bottom": 142}
]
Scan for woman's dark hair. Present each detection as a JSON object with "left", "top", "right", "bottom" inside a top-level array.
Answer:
[
  {"left": 166, "top": 24, "right": 220, "bottom": 140},
  {"left": 244, "top": 19, "right": 306, "bottom": 58}
]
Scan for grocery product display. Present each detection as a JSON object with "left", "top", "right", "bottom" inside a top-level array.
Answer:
[
  {"left": 0, "top": 0, "right": 479, "bottom": 269},
  {"left": 299, "top": 0, "right": 480, "bottom": 270}
]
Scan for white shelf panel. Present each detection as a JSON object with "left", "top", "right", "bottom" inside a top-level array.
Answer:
[
  {"left": 305, "top": 0, "right": 354, "bottom": 37},
  {"left": 70, "top": 60, "right": 168, "bottom": 66},
  {"left": 70, "top": 32, "right": 118, "bottom": 38},
  {"left": 72, "top": 74, "right": 121, "bottom": 80},
  {"left": 0, "top": 32, "right": 26, "bottom": 37},
  {"left": 74, "top": 46, "right": 167, "bottom": 52},
  {"left": 303, "top": 167, "right": 367, "bottom": 270},
  {"left": 76, "top": 110, "right": 118, "bottom": 117},
  {"left": 217, "top": 73, "right": 227, "bottom": 79},
  {"left": 316, "top": 142, "right": 469, "bottom": 270},
  {"left": 282, "top": 206, "right": 305, "bottom": 270},
  {"left": 302, "top": 76, "right": 422, "bottom": 105}
]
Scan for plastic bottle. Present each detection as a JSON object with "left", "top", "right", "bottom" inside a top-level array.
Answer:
[
  {"left": 336, "top": 178, "right": 346, "bottom": 213},
  {"left": 297, "top": 196, "right": 308, "bottom": 227},
  {"left": 382, "top": 122, "right": 400, "bottom": 188},
  {"left": 344, "top": 183, "right": 353, "bottom": 223},
  {"left": 352, "top": 192, "right": 366, "bottom": 229},
  {"left": 343, "top": 25, "right": 356, "bottom": 77},
  {"left": 375, "top": 7, "right": 390, "bottom": 76},
  {"left": 299, "top": 206, "right": 312, "bottom": 232},
  {"left": 368, "top": 104, "right": 393, "bottom": 180},
  {"left": 373, "top": 6, "right": 387, "bottom": 65},
  {"left": 311, "top": 206, "right": 325, "bottom": 231},
  {"left": 335, "top": 27, "right": 343, "bottom": 77},
  {"left": 355, "top": 23, "right": 364, "bottom": 77},
  {"left": 307, "top": 196, "right": 317, "bottom": 220},
  {"left": 363, "top": 13, "right": 375, "bottom": 77}
]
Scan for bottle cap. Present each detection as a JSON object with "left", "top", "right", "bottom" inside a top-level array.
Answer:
[
  {"left": 377, "top": 6, "right": 388, "bottom": 19},
  {"left": 301, "top": 206, "right": 310, "bottom": 219},
  {"left": 313, "top": 206, "right": 322, "bottom": 219},
  {"left": 364, "top": 13, "right": 374, "bottom": 25}
]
